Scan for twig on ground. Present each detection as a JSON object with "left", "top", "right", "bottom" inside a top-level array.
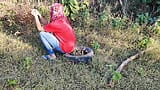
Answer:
[{"left": 108, "top": 47, "right": 158, "bottom": 87}]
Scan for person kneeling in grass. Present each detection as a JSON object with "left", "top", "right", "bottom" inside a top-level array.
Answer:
[{"left": 31, "top": 3, "right": 76, "bottom": 60}]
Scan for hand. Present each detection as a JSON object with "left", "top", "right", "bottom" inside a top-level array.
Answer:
[
  {"left": 36, "top": 10, "right": 41, "bottom": 17},
  {"left": 31, "top": 9, "right": 37, "bottom": 16},
  {"left": 31, "top": 9, "right": 41, "bottom": 17}
]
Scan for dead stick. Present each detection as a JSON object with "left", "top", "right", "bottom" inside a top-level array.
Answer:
[{"left": 108, "top": 47, "right": 159, "bottom": 87}]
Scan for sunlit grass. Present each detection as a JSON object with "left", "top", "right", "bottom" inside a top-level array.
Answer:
[
  {"left": 0, "top": 31, "right": 35, "bottom": 60},
  {"left": 0, "top": 1, "right": 160, "bottom": 90}
]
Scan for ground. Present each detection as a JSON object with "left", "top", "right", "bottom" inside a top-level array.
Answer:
[{"left": 0, "top": 1, "right": 160, "bottom": 90}]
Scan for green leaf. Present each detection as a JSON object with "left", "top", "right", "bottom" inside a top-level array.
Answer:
[
  {"left": 61, "top": 0, "right": 79, "bottom": 20},
  {"left": 61, "top": 0, "right": 65, "bottom": 4},
  {"left": 24, "top": 57, "right": 32, "bottom": 71},
  {"left": 24, "top": 57, "right": 31, "bottom": 65},
  {"left": 64, "top": 6, "right": 70, "bottom": 16},
  {"left": 138, "top": 37, "right": 151, "bottom": 48},
  {"left": 70, "top": 13, "right": 77, "bottom": 21},
  {"left": 92, "top": 42, "right": 100, "bottom": 50},
  {"left": 69, "top": 5, "right": 79, "bottom": 14},
  {"left": 70, "top": 0, "right": 80, "bottom": 11},
  {"left": 112, "top": 71, "right": 122, "bottom": 81},
  {"left": 83, "top": 0, "right": 89, "bottom": 7},
  {"left": 69, "top": 0, "right": 78, "bottom": 6},
  {"left": 7, "top": 80, "right": 17, "bottom": 86}
]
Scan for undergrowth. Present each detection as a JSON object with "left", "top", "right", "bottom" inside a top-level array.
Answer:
[{"left": 0, "top": 1, "right": 160, "bottom": 90}]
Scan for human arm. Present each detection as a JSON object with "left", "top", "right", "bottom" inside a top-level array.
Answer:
[
  {"left": 37, "top": 12, "right": 48, "bottom": 25},
  {"left": 31, "top": 9, "right": 44, "bottom": 32}
]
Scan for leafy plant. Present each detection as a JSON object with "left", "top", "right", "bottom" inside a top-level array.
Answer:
[
  {"left": 153, "top": 26, "right": 160, "bottom": 35},
  {"left": 74, "top": 0, "right": 90, "bottom": 27},
  {"left": 107, "top": 64, "right": 122, "bottom": 81},
  {"left": 23, "top": 57, "right": 32, "bottom": 71},
  {"left": 98, "top": 10, "right": 108, "bottom": 27},
  {"left": 5, "top": 80, "right": 22, "bottom": 90},
  {"left": 6, "top": 80, "right": 18, "bottom": 87},
  {"left": 137, "top": 67, "right": 146, "bottom": 76},
  {"left": 136, "top": 13, "right": 151, "bottom": 25},
  {"left": 112, "top": 71, "right": 122, "bottom": 81},
  {"left": 37, "top": 5, "right": 49, "bottom": 17},
  {"left": 79, "top": 1, "right": 90, "bottom": 20},
  {"left": 131, "top": 23, "right": 140, "bottom": 31},
  {"left": 137, "top": 37, "right": 151, "bottom": 49},
  {"left": 80, "top": 0, "right": 89, "bottom": 9},
  {"left": 91, "top": 42, "right": 100, "bottom": 50},
  {"left": 111, "top": 17, "right": 127, "bottom": 29},
  {"left": 112, "top": 18, "right": 121, "bottom": 29},
  {"left": 151, "top": 17, "right": 160, "bottom": 35},
  {"left": 60, "top": 0, "right": 80, "bottom": 21}
]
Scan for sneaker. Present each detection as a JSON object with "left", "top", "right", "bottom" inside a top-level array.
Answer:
[{"left": 42, "top": 54, "right": 56, "bottom": 60}]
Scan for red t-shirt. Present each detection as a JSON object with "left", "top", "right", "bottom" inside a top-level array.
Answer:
[{"left": 43, "top": 18, "right": 76, "bottom": 53}]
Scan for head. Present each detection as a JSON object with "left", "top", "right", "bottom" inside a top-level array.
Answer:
[{"left": 50, "top": 3, "right": 65, "bottom": 22}]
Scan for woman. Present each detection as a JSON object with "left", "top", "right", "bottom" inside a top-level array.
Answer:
[{"left": 31, "top": 3, "right": 76, "bottom": 60}]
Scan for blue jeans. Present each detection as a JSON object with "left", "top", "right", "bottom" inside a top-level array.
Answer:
[{"left": 39, "top": 32, "right": 63, "bottom": 55}]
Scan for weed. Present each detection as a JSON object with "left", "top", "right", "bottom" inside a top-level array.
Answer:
[
  {"left": 23, "top": 57, "right": 32, "bottom": 71},
  {"left": 74, "top": 0, "right": 90, "bottom": 28},
  {"left": 111, "top": 17, "right": 127, "bottom": 29},
  {"left": 91, "top": 42, "right": 100, "bottom": 50},
  {"left": 135, "top": 13, "right": 151, "bottom": 25},
  {"left": 112, "top": 71, "right": 122, "bottom": 81},
  {"left": 0, "top": 1, "right": 160, "bottom": 90},
  {"left": 106, "top": 64, "right": 122, "bottom": 82},
  {"left": 131, "top": 23, "right": 140, "bottom": 32},
  {"left": 151, "top": 17, "right": 160, "bottom": 35},
  {"left": 137, "top": 37, "right": 152, "bottom": 49},
  {"left": 98, "top": 10, "right": 108, "bottom": 28},
  {"left": 137, "top": 67, "right": 146, "bottom": 76},
  {"left": 5, "top": 79, "right": 22, "bottom": 90},
  {"left": 6, "top": 79, "right": 18, "bottom": 87}
]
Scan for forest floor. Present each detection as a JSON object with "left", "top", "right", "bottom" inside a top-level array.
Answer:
[{"left": 0, "top": 2, "right": 160, "bottom": 90}]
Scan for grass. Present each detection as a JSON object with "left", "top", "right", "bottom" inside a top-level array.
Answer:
[{"left": 0, "top": 1, "right": 160, "bottom": 90}]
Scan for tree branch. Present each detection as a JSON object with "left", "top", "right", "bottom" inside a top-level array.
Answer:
[{"left": 108, "top": 46, "right": 159, "bottom": 87}]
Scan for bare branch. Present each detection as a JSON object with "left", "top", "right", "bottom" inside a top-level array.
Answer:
[{"left": 108, "top": 46, "right": 159, "bottom": 87}]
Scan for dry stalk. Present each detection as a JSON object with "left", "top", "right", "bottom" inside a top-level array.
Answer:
[{"left": 108, "top": 46, "right": 159, "bottom": 87}]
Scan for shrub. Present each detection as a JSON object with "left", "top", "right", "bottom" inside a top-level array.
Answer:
[{"left": 60, "top": 0, "right": 80, "bottom": 21}]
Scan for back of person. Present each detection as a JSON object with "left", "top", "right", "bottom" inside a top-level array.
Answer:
[
  {"left": 43, "top": 17, "right": 76, "bottom": 53},
  {"left": 31, "top": 3, "right": 76, "bottom": 60}
]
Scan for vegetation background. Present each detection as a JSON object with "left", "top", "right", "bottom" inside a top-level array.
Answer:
[{"left": 0, "top": 0, "right": 160, "bottom": 90}]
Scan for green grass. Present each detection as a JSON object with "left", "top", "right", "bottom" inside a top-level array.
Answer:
[{"left": 0, "top": 1, "right": 160, "bottom": 90}]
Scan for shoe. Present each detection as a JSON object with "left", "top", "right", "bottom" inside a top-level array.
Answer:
[{"left": 42, "top": 54, "right": 56, "bottom": 60}]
